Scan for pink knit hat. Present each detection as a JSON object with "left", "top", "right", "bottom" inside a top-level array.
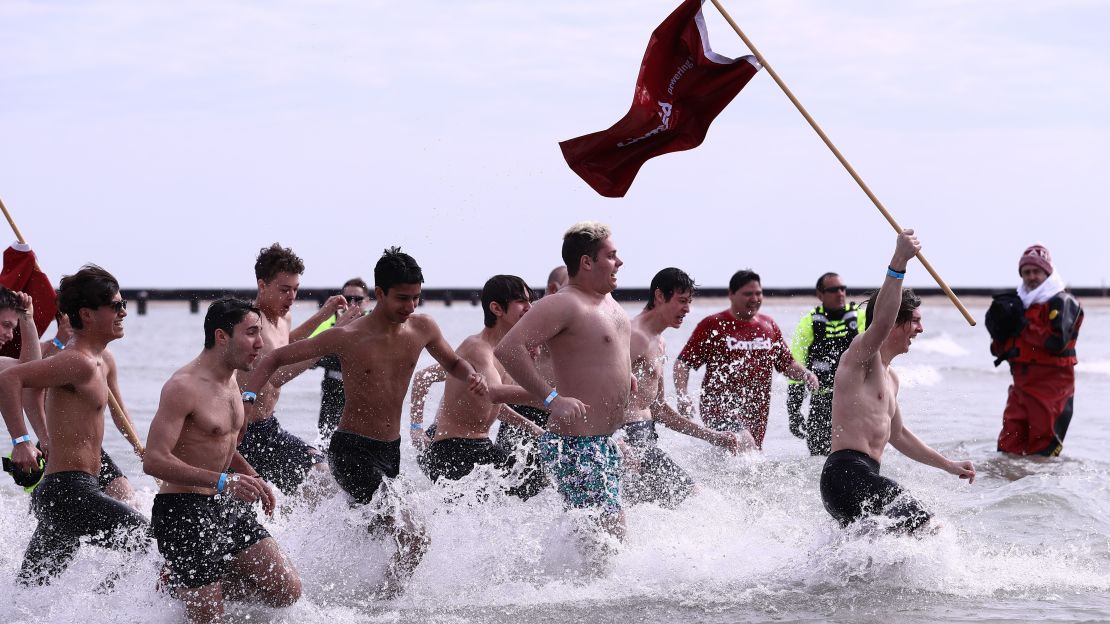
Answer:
[{"left": 1018, "top": 243, "right": 1053, "bottom": 276}]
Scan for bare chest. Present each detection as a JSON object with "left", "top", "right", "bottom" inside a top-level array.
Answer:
[
  {"left": 559, "top": 302, "right": 631, "bottom": 350},
  {"left": 186, "top": 389, "right": 244, "bottom": 439},
  {"left": 341, "top": 331, "right": 424, "bottom": 387},
  {"left": 53, "top": 364, "right": 110, "bottom": 412},
  {"left": 260, "top": 317, "right": 290, "bottom": 353}
]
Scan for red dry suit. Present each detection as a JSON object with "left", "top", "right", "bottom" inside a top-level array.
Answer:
[{"left": 989, "top": 292, "right": 1083, "bottom": 456}]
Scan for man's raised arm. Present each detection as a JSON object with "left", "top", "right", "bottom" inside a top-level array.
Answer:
[
  {"left": 242, "top": 326, "right": 350, "bottom": 401},
  {"left": 289, "top": 295, "right": 349, "bottom": 342},
  {"left": 13, "top": 294, "right": 47, "bottom": 451},
  {"left": 844, "top": 229, "right": 921, "bottom": 366}
]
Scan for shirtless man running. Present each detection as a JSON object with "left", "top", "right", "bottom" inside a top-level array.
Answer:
[
  {"left": 0, "top": 265, "right": 149, "bottom": 584},
  {"left": 820, "top": 230, "right": 975, "bottom": 534},
  {"left": 240, "top": 247, "right": 487, "bottom": 596},
  {"left": 496, "top": 222, "right": 633, "bottom": 540},
  {"left": 144, "top": 297, "right": 301, "bottom": 623},
  {"left": 32, "top": 309, "right": 138, "bottom": 504},
  {"left": 238, "top": 243, "right": 348, "bottom": 496},
  {"left": 416, "top": 275, "right": 546, "bottom": 498},
  {"left": 624, "top": 268, "right": 744, "bottom": 509}
]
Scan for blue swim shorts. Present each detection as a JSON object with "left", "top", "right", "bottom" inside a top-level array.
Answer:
[{"left": 538, "top": 432, "right": 622, "bottom": 514}]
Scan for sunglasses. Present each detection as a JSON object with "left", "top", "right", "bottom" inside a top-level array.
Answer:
[
  {"left": 821, "top": 286, "right": 847, "bottom": 293},
  {"left": 344, "top": 295, "right": 366, "bottom": 304},
  {"left": 107, "top": 300, "right": 127, "bottom": 312}
]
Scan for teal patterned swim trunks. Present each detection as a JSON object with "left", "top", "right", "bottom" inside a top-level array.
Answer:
[{"left": 538, "top": 432, "right": 622, "bottom": 514}]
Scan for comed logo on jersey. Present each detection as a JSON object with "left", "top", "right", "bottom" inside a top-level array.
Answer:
[{"left": 725, "top": 336, "right": 772, "bottom": 351}]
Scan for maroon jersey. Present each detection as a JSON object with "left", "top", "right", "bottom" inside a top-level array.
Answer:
[{"left": 677, "top": 311, "right": 794, "bottom": 446}]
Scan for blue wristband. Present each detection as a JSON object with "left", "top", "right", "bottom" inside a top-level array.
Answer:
[
  {"left": 216, "top": 472, "right": 229, "bottom": 493},
  {"left": 410, "top": 423, "right": 424, "bottom": 430},
  {"left": 242, "top": 391, "right": 257, "bottom": 403},
  {"left": 543, "top": 389, "right": 559, "bottom": 408},
  {"left": 12, "top": 434, "right": 32, "bottom": 447},
  {"left": 886, "top": 266, "right": 906, "bottom": 280},
  {"left": 52, "top": 337, "right": 65, "bottom": 350}
]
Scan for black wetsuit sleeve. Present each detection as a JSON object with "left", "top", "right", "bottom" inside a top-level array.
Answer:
[{"left": 1045, "top": 294, "right": 1082, "bottom": 355}]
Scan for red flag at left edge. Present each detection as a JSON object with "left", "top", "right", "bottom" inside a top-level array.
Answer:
[{"left": 0, "top": 242, "right": 59, "bottom": 358}]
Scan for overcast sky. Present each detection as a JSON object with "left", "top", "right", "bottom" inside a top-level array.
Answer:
[{"left": 2, "top": 0, "right": 1107, "bottom": 291}]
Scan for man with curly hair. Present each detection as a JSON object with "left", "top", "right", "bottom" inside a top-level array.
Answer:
[{"left": 236, "top": 243, "right": 350, "bottom": 497}]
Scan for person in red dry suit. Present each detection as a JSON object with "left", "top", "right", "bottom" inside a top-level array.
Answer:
[{"left": 986, "top": 244, "right": 1083, "bottom": 456}]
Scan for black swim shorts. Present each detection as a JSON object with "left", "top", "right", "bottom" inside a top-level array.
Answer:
[
  {"left": 422, "top": 436, "right": 546, "bottom": 500},
  {"left": 495, "top": 404, "right": 549, "bottom": 450},
  {"left": 19, "top": 471, "right": 149, "bottom": 584},
  {"left": 98, "top": 449, "right": 126, "bottom": 490},
  {"left": 151, "top": 493, "right": 271, "bottom": 589},
  {"left": 328, "top": 431, "right": 401, "bottom": 505},
  {"left": 237, "top": 415, "right": 325, "bottom": 495},
  {"left": 819, "top": 449, "right": 932, "bottom": 534},
  {"left": 621, "top": 420, "right": 694, "bottom": 508},
  {"left": 424, "top": 437, "right": 512, "bottom": 482}
]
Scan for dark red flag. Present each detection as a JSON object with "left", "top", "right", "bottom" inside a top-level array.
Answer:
[
  {"left": 560, "top": 0, "right": 761, "bottom": 197},
  {"left": 0, "top": 243, "right": 58, "bottom": 358}
]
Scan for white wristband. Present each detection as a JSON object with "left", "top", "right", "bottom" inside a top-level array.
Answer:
[{"left": 543, "top": 389, "right": 558, "bottom": 408}]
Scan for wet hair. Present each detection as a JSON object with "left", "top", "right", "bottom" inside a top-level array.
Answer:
[
  {"left": 57, "top": 264, "right": 120, "bottom": 329},
  {"left": 374, "top": 247, "right": 424, "bottom": 294},
  {"left": 645, "top": 268, "right": 695, "bottom": 310},
  {"left": 728, "top": 269, "right": 760, "bottom": 294},
  {"left": 204, "top": 297, "right": 260, "bottom": 349},
  {"left": 562, "top": 222, "right": 611, "bottom": 277},
  {"left": 254, "top": 243, "right": 305, "bottom": 283},
  {"left": 0, "top": 286, "right": 23, "bottom": 314},
  {"left": 864, "top": 288, "right": 921, "bottom": 326},
  {"left": 481, "top": 275, "right": 532, "bottom": 328},
  {"left": 816, "top": 272, "right": 840, "bottom": 291},
  {"left": 342, "top": 277, "right": 370, "bottom": 295}
]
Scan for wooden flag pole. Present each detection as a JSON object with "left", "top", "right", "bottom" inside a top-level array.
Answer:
[
  {"left": 0, "top": 197, "right": 27, "bottom": 244},
  {"left": 107, "top": 391, "right": 146, "bottom": 457},
  {"left": 1, "top": 195, "right": 145, "bottom": 455},
  {"left": 708, "top": 0, "right": 976, "bottom": 326}
]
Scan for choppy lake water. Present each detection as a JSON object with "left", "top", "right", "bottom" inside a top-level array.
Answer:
[{"left": 2, "top": 298, "right": 1108, "bottom": 623}]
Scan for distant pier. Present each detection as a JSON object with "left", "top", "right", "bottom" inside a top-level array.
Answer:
[{"left": 119, "top": 286, "right": 1108, "bottom": 315}]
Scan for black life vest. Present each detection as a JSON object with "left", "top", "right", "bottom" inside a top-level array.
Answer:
[{"left": 806, "top": 303, "right": 862, "bottom": 387}]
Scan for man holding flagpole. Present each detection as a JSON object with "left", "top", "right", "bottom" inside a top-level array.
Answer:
[{"left": 0, "top": 265, "right": 150, "bottom": 584}]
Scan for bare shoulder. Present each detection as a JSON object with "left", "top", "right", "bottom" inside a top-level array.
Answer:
[
  {"left": 0, "top": 356, "right": 17, "bottom": 372},
  {"left": 156, "top": 369, "right": 201, "bottom": 413},
  {"left": 406, "top": 313, "right": 443, "bottom": 337},
  {"left": 535, "top": 289, "right": 582, "bottom": 315},
  {"left": 457, "top": 335, "right": 494, "bottom": 363},
  {"left": 320, "top": 321, "right": 362, "bottom": 346},
  {"left": 49, "top": 349, "right": 100, "bottom": 378}
]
